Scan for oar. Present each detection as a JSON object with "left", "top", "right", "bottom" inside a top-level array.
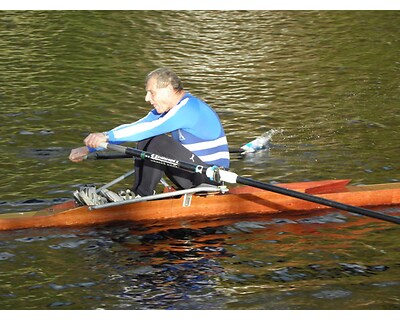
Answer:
[
  {"left": 98, "top": 142, "right": 400, "bottom": 225},
  {"left": 88, "top": 147, "right": 243, "bottom": 160},
  {"left": 87, "top": 132, "right": 271, "bottom": 160}
]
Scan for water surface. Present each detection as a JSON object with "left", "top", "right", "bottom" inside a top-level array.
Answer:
[{"left": 0, "top": 10, "right": 399, "bottom": 309}]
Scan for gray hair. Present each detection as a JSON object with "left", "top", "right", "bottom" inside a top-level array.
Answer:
[{"left": 145, "top": 68, "right": 183, "bottom": 92}]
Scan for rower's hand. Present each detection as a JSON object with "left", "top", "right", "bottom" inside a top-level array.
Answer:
[
  {"left": 69, "top": 146, "right": 89, "bottom": 163},
  {"left": 84, "top": 132, "right": 107, "bottom": 149}
]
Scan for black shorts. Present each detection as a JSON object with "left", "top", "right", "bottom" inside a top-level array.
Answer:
[{"left": 133, "top": 134, "right": 215, "bottom": 196}]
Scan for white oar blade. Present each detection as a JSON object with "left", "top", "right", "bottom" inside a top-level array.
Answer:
[{"left": 240, "top": 130, "right": 279, "bottom": 154}]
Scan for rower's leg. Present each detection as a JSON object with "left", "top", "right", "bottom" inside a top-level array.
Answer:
[
  {"left": 132, "top": 138, "right": 164, "bottom": 196},
  {"left": 132, "top": 135, "right": 212, "bottom": 196}
]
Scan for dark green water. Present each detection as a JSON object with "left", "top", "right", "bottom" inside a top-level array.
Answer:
[{"left": 0, "top": 11, "right": 399, "bottom": 310}]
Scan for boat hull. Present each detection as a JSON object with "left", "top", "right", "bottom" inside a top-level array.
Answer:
[{"left": 1, "top": 180, "right": 400, "bottom": 231}]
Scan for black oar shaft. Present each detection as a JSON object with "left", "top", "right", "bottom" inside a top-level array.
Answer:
[
  {"left": 89, "top": 148, "right": 245, "bottom": 160},
  {"left": 236, "top": 176, "right": 400, "bottom": 225},
  {"left": 103, "top": 143, "right": 204, "bottom": 173},
  {"left": 100, "top": 143, "right": 400, "bottom": 225}
]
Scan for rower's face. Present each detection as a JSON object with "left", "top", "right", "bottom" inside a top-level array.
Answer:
[{"left": 145, "top": 78, "right": 173, "bottom": 114}]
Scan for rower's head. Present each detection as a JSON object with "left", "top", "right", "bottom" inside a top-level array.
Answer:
[{"left": 145, "top": 68, "right": 185, "bottom": 114}]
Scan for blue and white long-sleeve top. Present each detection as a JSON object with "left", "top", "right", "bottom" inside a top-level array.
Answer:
[{"left": 103, "top": 93, "right": 230, "bottom": 168}]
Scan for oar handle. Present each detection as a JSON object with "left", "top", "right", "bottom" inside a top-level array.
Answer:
[{"left": 86, "top": 153, "right": 133, "bottom": 160}]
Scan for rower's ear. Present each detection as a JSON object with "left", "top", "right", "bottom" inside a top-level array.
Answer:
[{"left": 167, "top": 84, "right": 176, "bottom": 93}]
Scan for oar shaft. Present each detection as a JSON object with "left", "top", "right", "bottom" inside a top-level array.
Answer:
[
  {"left": 89, "top": 148, "right": 245, "bottom": 160},
  {"left": 236, "top": 176, "right": 400, "bottom": 225},
  {"left": 99, "top": 142, "right": 400, "bottom": 225},
  {"left": 100, "top": 143, "right": 205, "bottom": 173}
]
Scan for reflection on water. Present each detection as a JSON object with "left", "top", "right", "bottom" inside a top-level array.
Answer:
[
  {"left": 1, "top": 10, "right": 400, "bottom": 309},
  {"left": 0, "top": 209, "right": 399, "bottom": 309}
]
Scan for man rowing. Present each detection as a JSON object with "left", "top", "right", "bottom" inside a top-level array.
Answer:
[{"left": 69, "top": 68, "right": 230, "bottom": 201}]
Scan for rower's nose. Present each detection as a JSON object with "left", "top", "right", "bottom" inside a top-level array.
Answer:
[{"left": 145, "top": 91, "right": 151, "bottom": 103}]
